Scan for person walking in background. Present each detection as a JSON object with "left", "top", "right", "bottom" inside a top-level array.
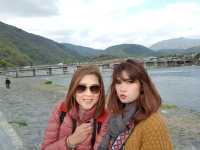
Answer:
[
  {"left": 41, "top": 65, "right": 108, "bottom": 150},
  {"left": 5, "top": 78, "right": 11, "bottom": 89},
  {"left": 98, "top": 59, "right": 173, "bottom": 150}
]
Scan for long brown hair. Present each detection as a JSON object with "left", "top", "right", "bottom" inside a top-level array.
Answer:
[
  {"left": 64, "top": 65, "right": 105, "bottom": 118},
  {"left": 108, "top": 59, "right": 161, "bottom": 124}
]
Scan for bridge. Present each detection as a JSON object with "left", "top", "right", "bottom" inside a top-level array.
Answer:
[{"left": 1, "top": 57, "right": 196, "bottom": 78}]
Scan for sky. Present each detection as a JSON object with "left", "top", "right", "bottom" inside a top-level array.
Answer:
[{"left": 0, "top": 0, "right": 200, "bottom": 49}]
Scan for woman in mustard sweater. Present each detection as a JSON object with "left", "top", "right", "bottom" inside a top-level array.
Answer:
[{"left": 98, "top": 59, "right": 173, "bottom": 150}]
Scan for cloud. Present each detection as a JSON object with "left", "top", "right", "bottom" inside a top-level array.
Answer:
[
  {"left": 0, "top": 0, "right": 59, "bottom": 17},
  {"left": 0, "top": 0, "right": 200, "bottom": 49},
  {"left": 139, "top": 2, "right": 200, "bottom": 46},
  {"left": 67, "top": 1, "right": 200, "bottom": 48}
]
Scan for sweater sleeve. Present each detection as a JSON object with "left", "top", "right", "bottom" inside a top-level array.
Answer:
[
  {"left": 140, "top": 113, "right": 173, "bottom": 150},
  {"left": 40, "top": 101, "right": 69, "bottom": 150}
]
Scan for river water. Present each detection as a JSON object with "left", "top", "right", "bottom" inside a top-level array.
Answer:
[{"left": 45, "top": 65, "right": 200, "bottom": 112}]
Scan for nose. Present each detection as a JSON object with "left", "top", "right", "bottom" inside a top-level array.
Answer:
[
  {"left": 84, "top": 88, "right": 93, "bottom": 96},
  {"left": 118, "top": 83, "right": 127, "bottom": 92}
]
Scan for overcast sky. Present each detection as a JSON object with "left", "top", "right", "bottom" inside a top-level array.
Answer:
[{"left": 0, "top": 0, "right": 200, "bottom": 49}]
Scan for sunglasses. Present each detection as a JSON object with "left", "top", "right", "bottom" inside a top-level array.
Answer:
[{"left": 76, "top": 84, "right": 100, "bottom": 94}]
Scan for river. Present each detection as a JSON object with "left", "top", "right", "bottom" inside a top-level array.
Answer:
[{"left": 44, "top": 65, "right": 200, "bottom": 112}]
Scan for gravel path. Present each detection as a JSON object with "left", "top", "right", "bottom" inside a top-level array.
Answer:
[
  {"left": 0, "top": 76, "right": 65, "bottom": 150},
  {"left": 0, "top": 76, "right": 200, "bottom": 150},
  {"left": 0, "top": 110, "right": 23, "bottom": 150},
  {"left": 163, "top": 108, "right": 200, "bottom": 150}
]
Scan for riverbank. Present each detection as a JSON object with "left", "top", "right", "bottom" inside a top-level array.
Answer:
[
  {"left": 0, "top": 76, "right": 199, "bottom": 150},
  {"left": 162, "top": 107, "right": 200, "bottom": 150},
  {"left": 0, "top": 76, "right": 65, "bottom": 150}
]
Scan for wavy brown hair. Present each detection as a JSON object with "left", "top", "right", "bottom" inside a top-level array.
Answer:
[
  {"left": 108, "top": 59, "right": 161, "bottom": 124},
  {"left": 64, "top": 65, "right": 105, "bottom": 118}
]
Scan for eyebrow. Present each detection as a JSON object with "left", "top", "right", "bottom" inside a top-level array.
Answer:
[
  {"left": 78, "top": 83, "right": 100, "bottom": 86},
  {"left": 116, "top": 77, "right": 132, "bottom": 81}
]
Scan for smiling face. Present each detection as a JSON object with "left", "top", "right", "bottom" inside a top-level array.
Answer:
[
  {"left": 75, "top": 74, "right": 100, "bottom": 111},
  {"left": 115, "top": 71, "right": 141, "bottom": 104}
]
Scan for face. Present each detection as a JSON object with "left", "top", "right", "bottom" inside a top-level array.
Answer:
[
  {"left": 115, "top": 71, "right": 141, "bottom": 104},
  {"left": 75, "top": 74, "right": 100, "bottom": 111}
]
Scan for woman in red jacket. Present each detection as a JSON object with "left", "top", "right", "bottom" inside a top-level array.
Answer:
[{"left": 41, "top": 65, "right": 108, "bottom": 150}]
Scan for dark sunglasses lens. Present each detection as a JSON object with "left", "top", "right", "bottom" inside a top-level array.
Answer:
[
  {"left": 76, "top": 85, "right": 86, "bottom": 93},
  {"left": 90, "top": 85, "right": 100, "bottom": 94}
]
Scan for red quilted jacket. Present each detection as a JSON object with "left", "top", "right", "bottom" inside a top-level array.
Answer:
[{"left": 41, "top": 100, "right": 108, "bottom": 150}]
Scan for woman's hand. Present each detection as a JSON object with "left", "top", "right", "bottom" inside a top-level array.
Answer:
[{"left": 67, "top": 123, "right": 92, "bottom": 146}]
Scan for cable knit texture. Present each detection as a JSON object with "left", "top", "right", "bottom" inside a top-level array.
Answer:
[
  {"left": 125, "top": 112, "right": 173, "bottom": 150},
  {"left": 41, "top": 100, "right": 108, "bottom": 150}
]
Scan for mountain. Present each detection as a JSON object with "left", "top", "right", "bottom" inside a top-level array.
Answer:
[
  {"left": 0, "top": 21, "right": 83, "bottom": 67},
  {"left": 62, "top": 43, "right": 103, "bottom": 57},
  {"left": 186, "top": 45, "right": 200, "bottom": 53},
  {"left": 0, "top": 37, "right": 31, "bottom": 67},
  {"left": 156, "top": 44, "right": 200, "bottom": 55},
  {"left": 103, "top": 44, "right": 156, "bottom": 57},
  {"left": 2, "top": 21, "right": 184, "bottom": 68},
  {"left": 156, "top": 49, "right": 185, "bottom": 55},
  {"left": 150, "top": 37, "right": 200, "bottom": 51},
  {"left": 62, "top": 43, "right": 157, "bottom": 60}
]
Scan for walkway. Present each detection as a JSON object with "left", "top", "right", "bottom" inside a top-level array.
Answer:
[{"left": 0, "top": 110, "right": 23, "bottom": 150}]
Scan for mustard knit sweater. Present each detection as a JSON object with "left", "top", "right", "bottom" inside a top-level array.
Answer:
[{"left": 125, "top": 112, "right": 173, "bottom": 150}]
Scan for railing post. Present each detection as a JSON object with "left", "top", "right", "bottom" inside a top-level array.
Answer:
[
  {"left": 63, "top": 65, "right": 67, "bottom": 74},
  {"left": 16, "top": 69, "right": 19, "bottom": 78},
  {"left": 33, "top": 68, "right": 36, "bottom": 77},
  {"left": 48, "top": 67, "right": 52, "bottom": 76}
]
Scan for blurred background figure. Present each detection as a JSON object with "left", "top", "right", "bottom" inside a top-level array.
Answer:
[{"left": 5, "top": 78, "right": 11, "bottom": 89}]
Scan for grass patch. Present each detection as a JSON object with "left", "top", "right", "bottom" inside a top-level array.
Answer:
[
  {"left": 9, "top": 120, "right": 28, "bottom": 127},
  {"left": 161, "top": 104, "right": 177, "bottom": 110},
  {"left": 37, "top": 80, "right": 66, "bottom": 93},
  {"left": 44, "top": 80, "right": 53, "bottom": 84}
]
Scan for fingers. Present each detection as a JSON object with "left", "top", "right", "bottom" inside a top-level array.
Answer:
[
  {"left": 80, "top": 122, "right": 91, "bottom": 128},
  {"left": 78, "top": 123, "right": 92, "bottom": 134},
  {"left": 70, "top": 123, "right": 93, "bottom": 145},
  {"left": 74, "top": 123, "right": 92, "bottom": 136}
]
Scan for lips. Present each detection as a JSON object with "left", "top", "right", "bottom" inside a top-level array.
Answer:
[
  {"left": 119, "top": 94, "right": 127, "bottom": 99},
  {"left": 82, "top": 99, "right": 93, "bottom": 101}
]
